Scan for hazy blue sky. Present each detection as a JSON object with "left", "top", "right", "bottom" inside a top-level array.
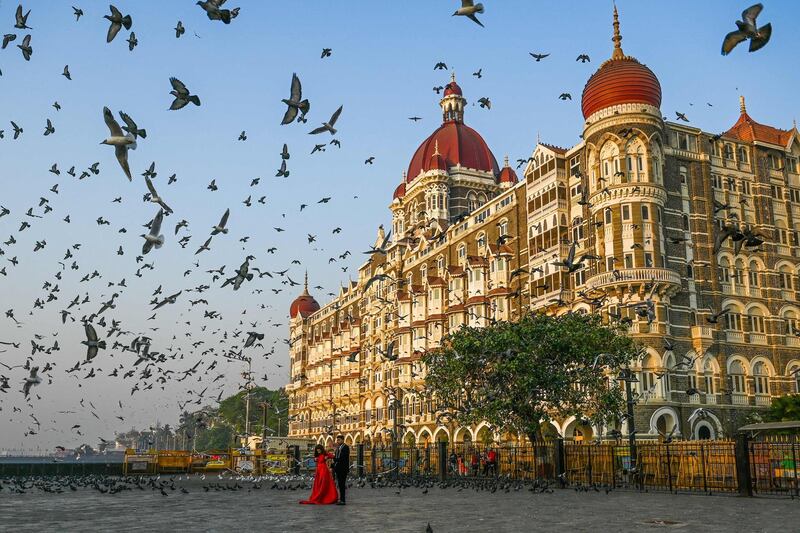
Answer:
[{"left": 0, "top": 1, "right": 797, "bottom": 450}]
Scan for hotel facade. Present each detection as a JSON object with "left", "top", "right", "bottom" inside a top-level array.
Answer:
[{"left": 286, "top": 9, "right": 800, "bottom": 447}]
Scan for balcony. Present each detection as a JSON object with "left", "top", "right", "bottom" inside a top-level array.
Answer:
[
  {"left": 705, "top": 394, "right": 717, "bottom": 405},
  {"left": 748, "top": 332, "right": 767, "bottom": 345},
  {"left": 755, "top": 394, "right": 772, "bottom": 407},
  {"left": 586, "top": 267, "right": 681, "bottom": 292},
  {"left": 786, "top": 336, "right": 800, "bottom": 347},
  {"left": 782, "top": 290, "right": 796, "bottom": 302},
  {"left": 688, "top": 393, "right": 701, "bottom": 404},
  {"left": 725, "top": 331, "right": 744, "bottom": 343},
  {"left": 731, "top": 393, "right": 749, "bottom": 405}
]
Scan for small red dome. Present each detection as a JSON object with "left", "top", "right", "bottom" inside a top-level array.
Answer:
[
  {"left": 498, "top": 165, "right": 518, "bottom": 184},
  {"left": 290, "top": 290, "right": 319, "bottom": 319},
  {"left": 443, "top": 80, "right": 462, "bottom": 97},
  {"left": 581, "top": 57, "right": 661, "bottom": 119},
  {"left": 407, "top": 121, "right": 498, "bottom": 181},
  {"left": 393, "top": 182, "right": 406, "bottom": 200}
]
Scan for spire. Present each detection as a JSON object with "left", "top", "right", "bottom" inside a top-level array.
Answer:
[
  {"left": 450, "top": 71, "right": 456, "bottom": 83},
  {"left": 303, "top": 271, "right": 309, "bottom": 295},
  {"left": 611, "top": 4, "right": 625, "bottom": 60},
  {"left": 433, "top": 139, "right": 440, "bottom": 156},
  {"left": 504, "top": 155, "right": 510, "bottom": 168},
  {"left": 739, "top": 95, "right": 747, "bottom": 115}
]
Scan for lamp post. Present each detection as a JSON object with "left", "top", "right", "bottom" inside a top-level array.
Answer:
[
  {"left": 618, "top": 368, "right": 640, "bottom": 480},
  {"left": 259, "top": 402, "right": 270, "bottom": 448}
]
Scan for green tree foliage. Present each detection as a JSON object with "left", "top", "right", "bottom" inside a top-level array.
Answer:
[
  {"left": 763, "top": 394, "right": 800, "bottom": 422},
  {"left": 423, "top": 312, "right": 638, "bottom": 442},
  {"left": 217, "top": 387, "right": 289, "bottom": 437},
  {"left": 194, "top": 425, "right": 235, "bottom": 450}
]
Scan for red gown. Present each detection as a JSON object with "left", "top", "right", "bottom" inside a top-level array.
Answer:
[{"left": 300, "top": 453, "right": 339, "bottom": 505}]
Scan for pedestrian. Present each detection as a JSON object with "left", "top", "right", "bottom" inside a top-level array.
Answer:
[
  {"left": 470, "top": 450, "right": 480, "bottom": 477},
  {"left": 449, "top": 450, "right": 457, "bottom": 476},
  {"left": 457, "top": 453, "right": 466, "bottom": 476},
  {"left": 486, "top": 447, "right": 497, "bottom": 477}
]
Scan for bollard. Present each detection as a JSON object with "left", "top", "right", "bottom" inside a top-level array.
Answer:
[
  {"left": 554, "top": 438, "right": 565, "bottom": 486},
  {"left": 734, "top": 433, "right": 753, "bottom": 497},
  {"left": 438, "top": 441, "right": 448, "bottom": 482},
  {"left": 293, "top": 445, "right": 301, "bottom": 475},
  {"left": 357, "top": 444, "right": 364, "bottom": 478}
]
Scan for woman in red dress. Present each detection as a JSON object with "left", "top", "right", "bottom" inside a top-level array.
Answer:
[{"left": 300, "top": 444, "right": 339, "bottom": 505}]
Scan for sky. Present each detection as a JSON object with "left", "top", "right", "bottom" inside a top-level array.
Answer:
[{"left": 0, "top": 1, "right": 798, "bottom": 451}]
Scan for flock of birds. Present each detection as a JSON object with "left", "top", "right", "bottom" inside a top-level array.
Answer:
[{"left": 0, "top": 0, "right": 784, "bottom": 459}]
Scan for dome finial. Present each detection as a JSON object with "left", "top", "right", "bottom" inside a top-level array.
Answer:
[
  {"left": 504, "top": 155, "right": 509, "bottom": 168},
  {"left": 739, "top": 95, "right": 747, "bottom": 115},
  {"left": 612, "top": 3, "right": 624, "bottom": 60},
  {"left": 451, "top": 71, "right": 456, "bottom": 83},
  {"left": 303, "top": 270, "right": 309, "bottom": 294}
]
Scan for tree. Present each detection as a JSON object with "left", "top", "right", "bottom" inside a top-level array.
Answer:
[
  {"left": 217, "top": 387, "right": 288, "bottom": 437},
  {"left": 423, "top": 312, "right": 638, "bottom": 443},
  {"left": 763, "top": 395, "right": 800, "bottom": 422},
  {"left": 195, "top": 425, "right": 235, "bottom": 450}
]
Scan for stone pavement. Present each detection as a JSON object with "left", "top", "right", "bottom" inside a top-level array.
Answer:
[{"left": 1, "top": 477, "right": 796, "bottom": 533}]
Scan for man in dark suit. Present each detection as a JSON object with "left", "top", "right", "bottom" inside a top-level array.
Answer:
[{"left": 332, "top": 434, "right": 350, "bottom": 505}]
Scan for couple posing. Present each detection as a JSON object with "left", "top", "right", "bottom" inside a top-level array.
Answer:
[{"left": 300, "top": 434, "right": 350, "bottom": 505}]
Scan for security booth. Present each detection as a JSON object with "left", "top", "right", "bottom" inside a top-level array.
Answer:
[
  {"left": 123, "top": 449, "right": 158, "bottom": 475},
  {"left": 738, "top": 421, "right": 800, "bottom": 496}
]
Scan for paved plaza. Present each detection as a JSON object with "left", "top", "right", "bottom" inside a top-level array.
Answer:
[{"left": 0, "top": 476, "right": 796, "bottom": 532}]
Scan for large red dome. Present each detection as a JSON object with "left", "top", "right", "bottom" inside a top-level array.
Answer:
[
  {"left": 407, "top": 121, "right": 499, "bottom": 182},
  {"left": 290, "top": 290, "right": 319, "bottom": 319},
  {"left": 581, "top": 57, "right": 661, "bottom": 119}
]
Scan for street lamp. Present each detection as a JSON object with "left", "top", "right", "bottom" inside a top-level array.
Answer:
[{"left": 617, "top": 368, "right": 640, "bottom": 480}]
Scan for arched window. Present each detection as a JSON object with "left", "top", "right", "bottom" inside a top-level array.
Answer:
[
  {"left": 457, "top": 244, "right": 466, "bottom": 262},
  {"left": 498, "top": 219, "right": 508, "bottom": 237},
  {"left": 729, "top": 360, "right": 746, "bottom": 394},
  {"left": 753, "top": 362, "right": 770, "bottom": 395},
  {"left": 703, "top": 359, "right": 716, "bottom": 394},
  {"left": 640, "top": 353, "right": 659, "bottom": 396},
  {"left": 725, "top": 304, "right": 743, "bottom": 331},
  {"left": 719, "top": 257, "right": 731, "bottom": 284},
  {"left": 420, "top": 264, "right": 427, "bottom": 282},
  {"left": 783, "top": 310, "right": 799, "bottom": 336},
  {"left": 723, "top": 144, "right": 734, "bottom": 159},
  {"left": 467, "top": 193, "right": 477, "bottom": 212},
  {"left": 748, "top": 260, "right": 760, "bottom": 287},
  {"left": 679, "top": 166, "right": 688, "bottom": 184},
  {"left": 737, "top": 146, "right": 749, "bottom": 163},
  {"left": 733, "top": 259, "right": 745, "bottom": 286},
  {"left": 748, "top": 307, "right": 765, "bottom": 333},
  {"left": 778, "top": 265, "right": 794, "bottom": 290},
  {"left": 477, "top": 232, "right": 486, "bottom": 249},
  {"left": 682, "top": 214, "right": 689, "bottom": 231},
  {"left": 790, "top": 364, "right": 800, "bottom": 393},
  {"left": 477, "top": 193, "right": 488, "bottom": 207}
]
